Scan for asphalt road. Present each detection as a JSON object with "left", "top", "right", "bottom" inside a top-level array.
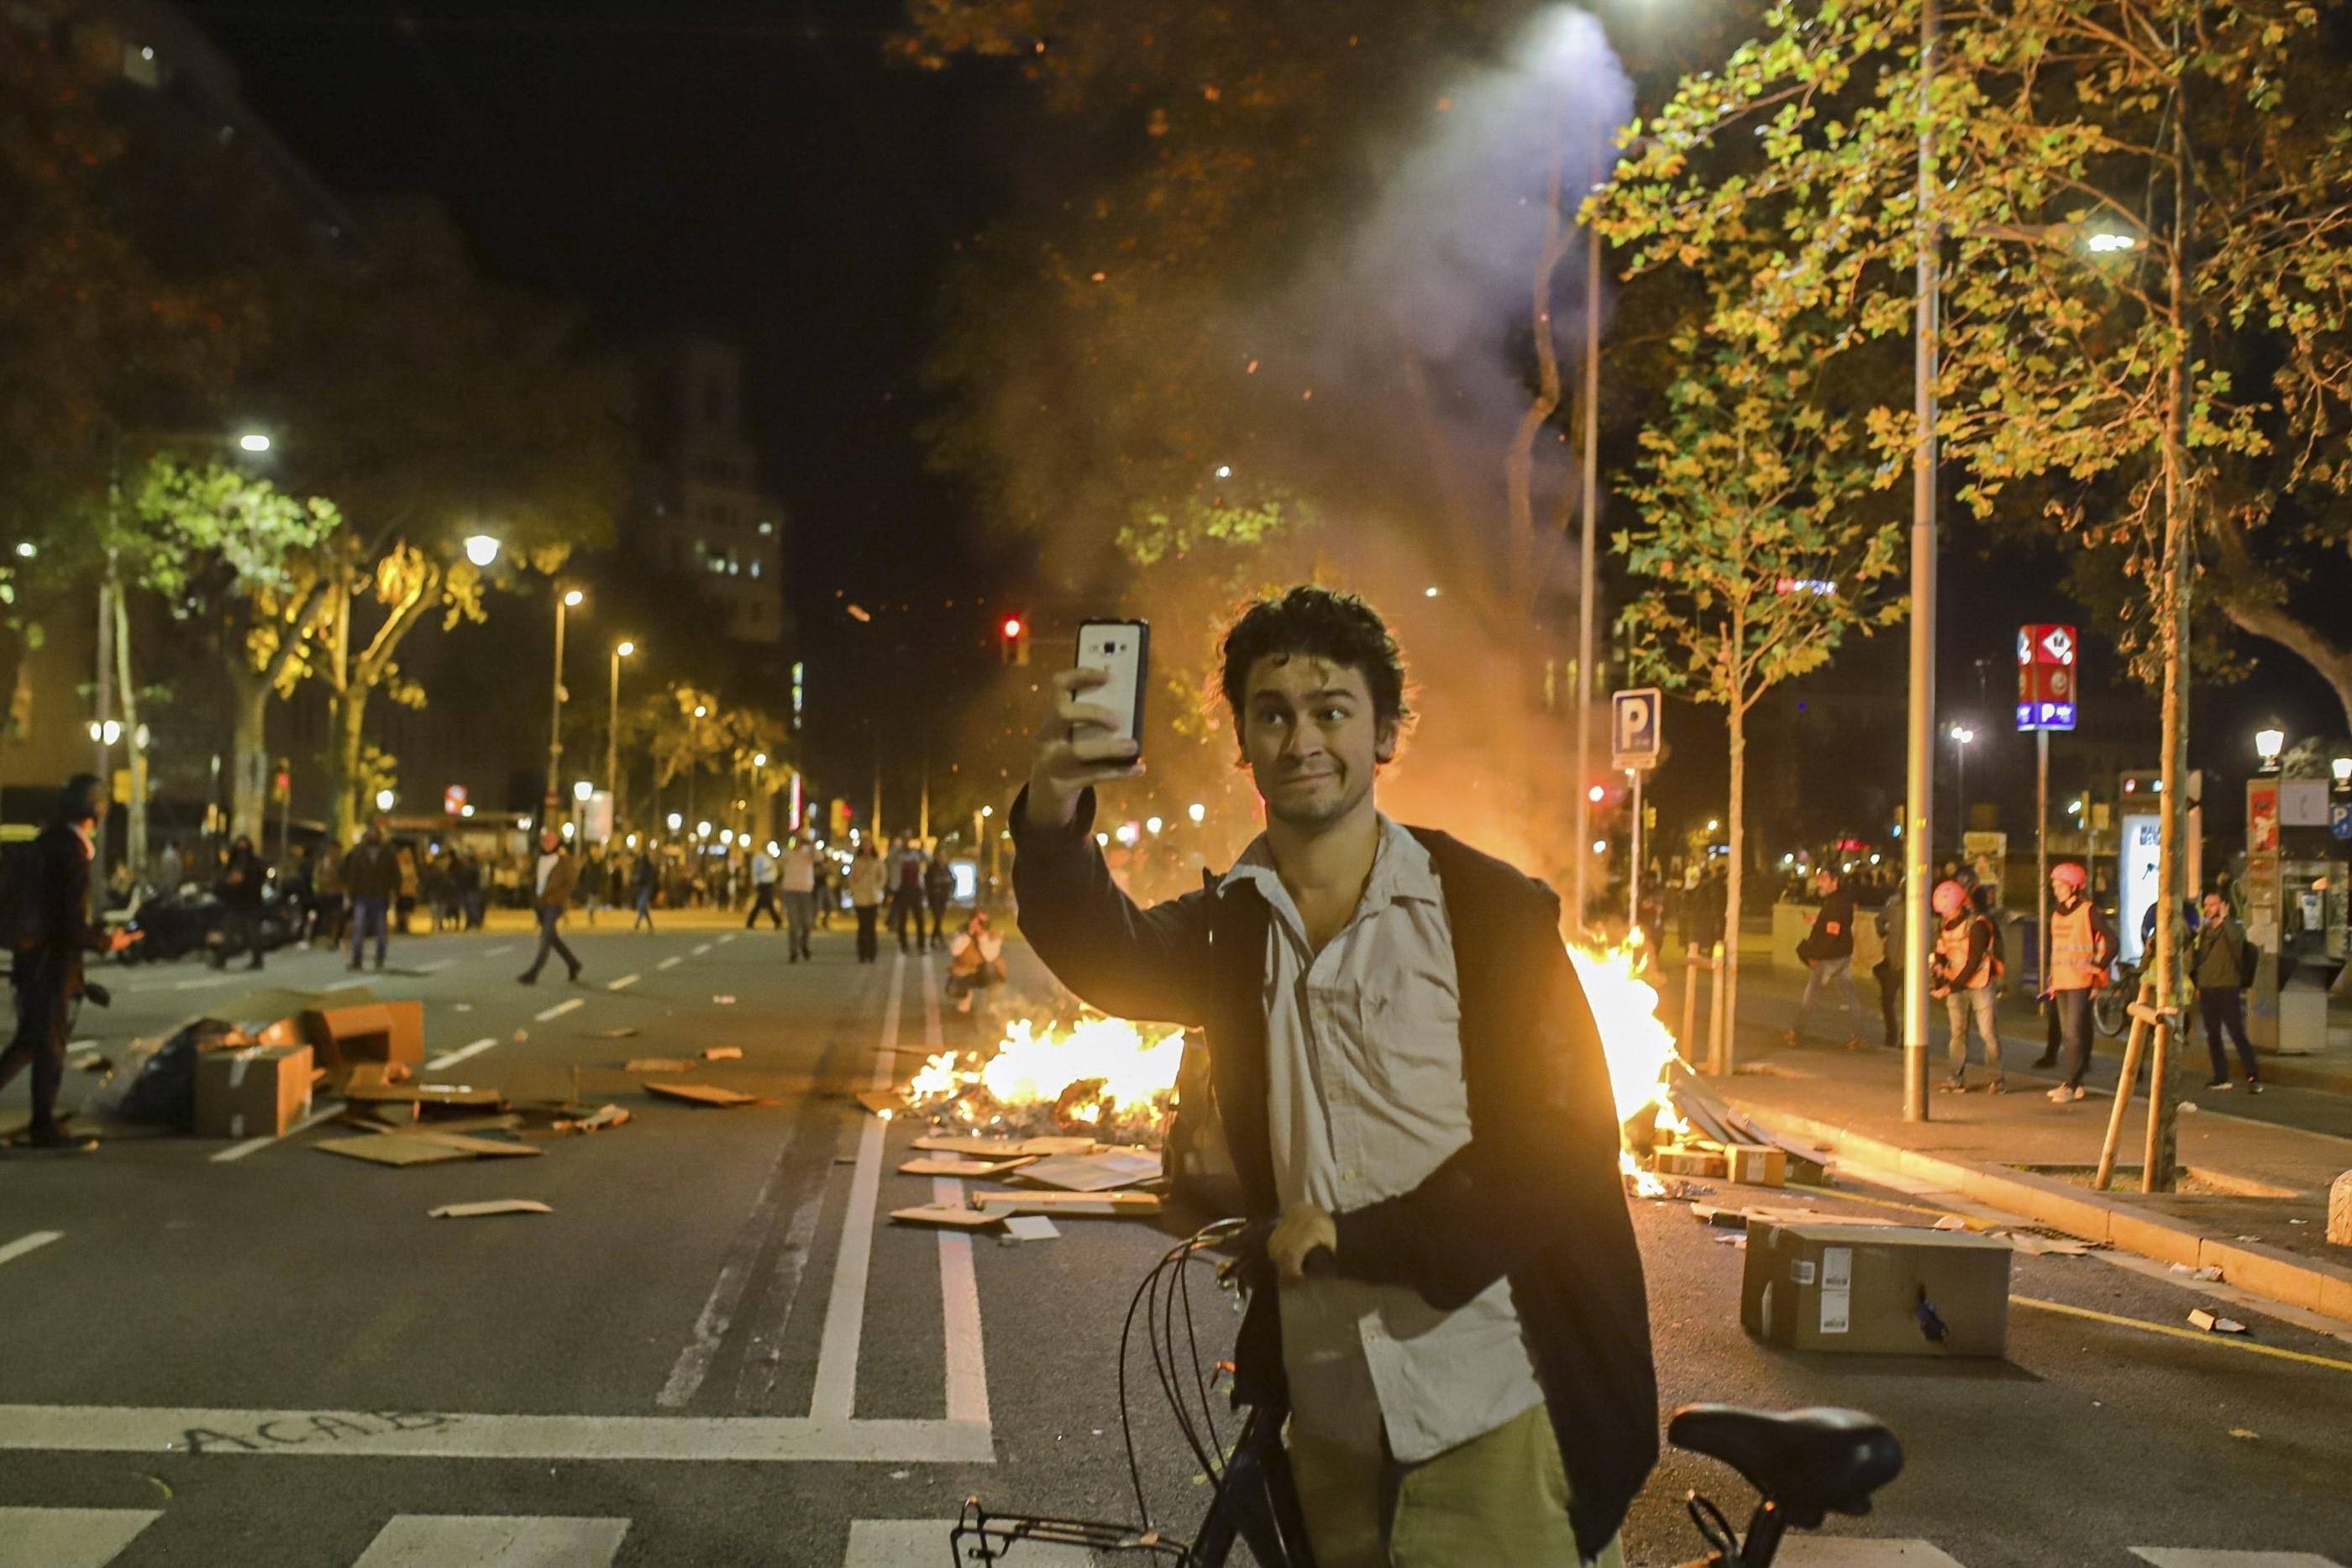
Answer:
[{"left": 2, "top": 917, "right": 2347, "bottom": 1567}]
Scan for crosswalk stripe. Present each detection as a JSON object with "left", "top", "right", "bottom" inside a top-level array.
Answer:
[
  {"left": 1780, "top": 1543, "right": 1970, "bottom": 1566},
  {"left": 2132, "top": 1552, "right": 2346, "bottom": 1568},
  {"left": 843, "top": 1519, "right": 1095, "bottom": 1566},
  {"left": 352, "top": 1514, "right": 628, "bottom": 1566},
  {"left": 0, "top": 1507, "right": 158, "bottom": 1568}
]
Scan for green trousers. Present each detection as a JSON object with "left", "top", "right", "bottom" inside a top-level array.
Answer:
[{"left": 1287, "top": 1403, "right": 1625, "bottom": 1568}]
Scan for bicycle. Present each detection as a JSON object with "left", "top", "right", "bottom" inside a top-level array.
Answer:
[
  {"left": 2093, "top": 957, "right": 2139, "bottom": 1038},
  {"left": 951, "top": 1219, "right": 1903, "bottom": 1566}
]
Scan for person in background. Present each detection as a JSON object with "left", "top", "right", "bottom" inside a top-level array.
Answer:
[
  {"left": 212, "top": 833, "right": 267, "bottom": 971},
  {"left": 811, "top": 851, "right": 834, "bottom": 929},
  {"left": 393, "top": 841, "right": 419, "bottom": 934},
  {"left": 1929, "top": 879, "right": 2004, "bottom": 1093},
  {"left": 340, "top": 820, "right": 401, "bottom": 972},
  {"left": 632, "top": 847, "right": 659, "bottom": 931},
  {"left": 1782, "top": 867, "right": 1863, "bottom": 1050},
  {"left": 517, "top": 828, "right": 583, "bottom": 985},
  {"left": 924, "top": 848, "right": 955, "bottom": 951},
  {"left": 0, "top": 776, "right": 139, "bottom": 1151},
  {"left": 155, "top": 838, "right": 184, "bottom": 899},
  {"left": 888, "top": 835, "right": 927, "bottom": 954},
  {"left": 849, "top": 841, "right": 886, "bottom": 964},
  {"left": 2043, "top": 860, "right": 2114, "bottom": 1104},
  {"left": 944, "top": 909, "right": 1006, "bottom": 1020},
  {"left": 2192, "top": 891, "right": 2261, "bottom": 1093},
  {"left": 746, "top": 842, "right": 783, "bottom": 931},
  {"left": 781, "top": 833, "right": 817, "bottom": 961},
  {"left": 454, "top": 852, "right": 487, "bottom": 931},
  {"left": 577, "top": 845, "right": 607, "bottom": 929},
  {"left": 1873, "top": 883, "right": 1906, "bottom": 1047}
]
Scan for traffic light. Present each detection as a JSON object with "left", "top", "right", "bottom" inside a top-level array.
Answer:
[{"left": 1000, "top": 614, "right": 1030, "bottom": 666}]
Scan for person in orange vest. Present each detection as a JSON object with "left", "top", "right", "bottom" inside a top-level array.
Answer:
[
  {"left": 1929, "top": 879, "right": 2003, "bottom": 1093},
  {"left": 2041, "top": 860, "right": 2113, "bottom": 1104}
]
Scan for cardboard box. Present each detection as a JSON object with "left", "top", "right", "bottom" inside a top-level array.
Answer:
[
  {"left": 299, "top": 1001, "right": 423, "bottom": 1078},
  {"left": 1726, "top": 1145, "right": 1788, "bottom": 1188},
  {"left": 1741, "top": 1222, "right": 2011, "bottom": 1356},
  {"left": 194, "top": 1045, "right": 314, "bottom": 1141}
]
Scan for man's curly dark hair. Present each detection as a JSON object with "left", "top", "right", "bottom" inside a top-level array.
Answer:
[{"left": 1217, "top": 586, "right": 1413, "bottom": 749}]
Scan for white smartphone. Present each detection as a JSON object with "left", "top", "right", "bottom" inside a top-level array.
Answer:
[{"left": 1075, "top": 619, "right": 1150, "bottom": 751}]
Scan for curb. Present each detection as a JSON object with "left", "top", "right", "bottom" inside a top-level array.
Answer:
[{"left": 1719, "top": 1094, "right": 2352, "bottom": 1326}]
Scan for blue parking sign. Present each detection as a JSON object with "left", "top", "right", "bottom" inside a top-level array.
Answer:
[
  {"left": 2333, "top": 802, "right": 2352, "bottom": 840},
  {"left": 1611, "top": 687, "right": 1662, "bottom": 771}
]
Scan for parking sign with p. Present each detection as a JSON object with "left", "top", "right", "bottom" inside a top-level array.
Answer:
[{"left": 1611, "top": 687, "right": 1662, "bottom": 771}]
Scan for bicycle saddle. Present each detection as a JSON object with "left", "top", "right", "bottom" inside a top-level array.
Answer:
[{"left": 1668, "top": 1404, "right": 1903, "bottom": 1528}]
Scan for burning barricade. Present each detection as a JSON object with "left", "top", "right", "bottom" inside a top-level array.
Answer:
[{"left": 906, "top": 1014, "right": 1187, "bottom": 1147}]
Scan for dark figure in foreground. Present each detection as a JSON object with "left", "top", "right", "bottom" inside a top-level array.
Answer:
[
  {"left": 517, "top": 829, "right": 582, "bottom": 985},
  {"left": 1012, "top": 587, "right": 1652, "bottom": 1567},
  {"left": 1, "top": 776, "right": 137, "bottom": 1151}
]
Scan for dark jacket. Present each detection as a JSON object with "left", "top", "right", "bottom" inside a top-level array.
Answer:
[
  {"left": 218, "top": 846, "right": 265, "bottom": 907},
  {"left": 533, "top": 849, "right": 579, "bottom": 910},
  {"left": 342, "top": 840, "right": 401, "bottom": 900},
  {"left": 17, "top": 822, "right": 112, "bottom": 994},
  {"left": 2192, "top": 917, "right": 2247, "bottom": 991},
  {"left": 1809, "top": 887, "right": 1856, "bottom": 961},
  {"left": 1011, "top": 788, "right": 1656, "bottom": 1559}
]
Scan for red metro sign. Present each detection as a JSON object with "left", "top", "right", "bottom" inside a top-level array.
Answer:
[{"left": 2015, "top": 623, "right": 2079, "bottom": 732}]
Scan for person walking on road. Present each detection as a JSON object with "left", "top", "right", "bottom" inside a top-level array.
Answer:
[
  {"left": 1929, "top": 879, "right": 2004, "bottom": 1093},
  {"left": 155, "top": 838, "right": 184, "bottom": 898},
  {"left": 924, "top": 850, "right": 954, "bottom": 951},
  {"left": 340, "top": 821, "right": 400, "bottom": 972},
  {"left": 2192, "top": 891, "right": 2262, "bottom": 1093},
  {"left": 746, "top": 844, "right": 783, "bottom": 930},
  {"left": 0, "top": 776, "right": 139, "bottom": 1152},
  {"left": 2042, "top": 860, "right": 2114, "bottom": 1104},
  {"left": 517, "top": 828, "right": 582, "bottom": 985},
  {"left": 1781, "top": 868, "right": 1863, "bottom": 1049},
  {"left": 1872, "top": 884, "right": 1906, "bottom": 1046},
  {"left": 781, "top": 834, "right": 817, "bottom": 962},
  {"left": 887, "top": 836, "right": 927, "bottom": 954},
  {"left": 848, "top": 841, "right": 885, "bottom": 963},
  {"left": 212, "top": 834, "right": 267, "bottom": 971},
  {"left": 631, "top": 848, "right": 659, "bottom": 931},
  {"left": 1011, "top": 586, "right": 1654, "bottom": 1568}
]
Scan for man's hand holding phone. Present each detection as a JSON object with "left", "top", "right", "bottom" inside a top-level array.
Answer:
[{"left": 1023, "top": 667, "right": 1144, "bottom": 831}]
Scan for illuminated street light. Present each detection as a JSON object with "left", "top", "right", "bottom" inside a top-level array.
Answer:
[
  {"left": 237, "top": 432, "right": 272, "bottom": 453},
  {"left": 573, "top": 779, "right": 594, "bottom": 801},
  {"left": 2255, "top": 726, "right": 2286, "bottom": 771},
  {"left": 1146, "top": 815, "right": 1163, "bottom": 836},
  {"left": 1095, "top": 832, "right": 1110, "bottom": 847},
  {"left": 1214, "top": 464, "right": 1232, "bottom": 480},
  {"left": 1424, "top": 586, "right": 1440, "bottom": 599},
  {"left": 375, "top": 788, "right": 396, "bottom": 811},
  {"left": 464, "top": 534, "right": 501, "bottom": 568},
  {"left": 460, "top": 803, "right": 475, "bottom": 818},
  {"left": 721, "top": 829, "right": 735, "bottom": 846},
  {"left": 2334, "top": 756, "right": 2352, "bottom": 786},
  {"left": 562, "top": 588, "right": 584, "bottom": 608},
  {"left": 1592, "top": 838, "right": 1608, "bottom": 855},
  {"left": 694, "top": 705, "right": 709, "bottom": 719},
  {"left": 1587, "top": 784, "right": 1606, "bottom": 805},
  {"left": 616, "top": 639, "right": 635, "bottom": 658},
  {"left": 980, "top": 805, "right": 995, "bottom": 819},
  {"left": 1706, "top": 818, "right": 1720, "bottom": 833},
  {"left": 752, "top": 752, "right": 767, "bottom": 768},
  {"left": 696, "top": 821, "right": 711, "bottom": 839},
  {"left": 13, "top": 542, "right": 34, "bottom": 559},
  {"left": 1187, "top": 803, "right": 1205, "bottom": 825},
  {"left": 667, "top": 812, "right": 683, "bottom": 831},
  {"left": 2085, "top": 232, "right": 2135, "bottom": 254}
]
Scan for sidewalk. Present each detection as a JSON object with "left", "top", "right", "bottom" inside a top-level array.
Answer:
[{"left": 1690, "top": 983, "right": 2352, "bottom": 1323}]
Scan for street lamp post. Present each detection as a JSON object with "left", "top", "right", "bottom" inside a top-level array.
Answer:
[
  {"left": 1901, "top": 0, "right": 1942, "bottom": 1125},
  {"left": 2254, "top": 725, "right": 2285, "bottom": 774},
  {"left": 608, "top": 640, "right": 634, "bottom": 821},
  {"left": 549, "top": 588, "right": 582, "bottom": 817}
]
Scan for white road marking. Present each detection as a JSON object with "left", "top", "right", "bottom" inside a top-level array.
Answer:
[
  {"left": 844, "top": 1520, "right": 1095, "bottom": 1567},
  {"left": 0, "top": 1231, "right": 64, "bottom": 1270},
  {"left": 325, "top": 977, "right": 372, "bottom": 992},
  {"left": 353, "top": 1514, "right": 629, "bottom": 1567},
  {"left": 921, "top": 952, "right": 988, "bottom": 1425},
  {"left": 426, "top": 1038, "right": 500, "bottom": 1072},
  {"left": 2132, "top": 1554, "right": 2346, "bottom": 1568},
  {"left": 0, "top": 1405, "right": 992, "bottom": 1465},
  {"left": 717, "top": 932, "right": 737, "bottom": 945},
  {"left": 692, "top": 943, "right": 712, "bottom": 956},
  {"left": 657, "top": 956, "right": 682, "bottom": 971},
  {"left": 1779, "top": 1544, "right": 1971, "bottom": 1567},
  {"left": 486, "top": 944, "right": 515, "bottom": 957},
  {"left": 210, "top": 1100, "right": 345, "bottom": 1165},
  {"left": 416, "top": 957, "right": 456, "bottom": 973},
  {"left": 657, "top": 1123, "right": 809, "bottom": 1409},
  {"left": 732, "top": 1133, "right": 833, "bottom": 1411},
  {"left": 0, "top": 1506, "right": 160, "bottom": 1567},
  {"left": 171, "top": 975, "right": 231, "bottom": 991},
  {"left": 533, "top": 999, "right": 585, "bottom": 1023},
  {"left": 606, "top": 973, "right": 639, "bottom": 991},
  {"left": 811, "top": 954, "right": 902, "bottom": 1424}
]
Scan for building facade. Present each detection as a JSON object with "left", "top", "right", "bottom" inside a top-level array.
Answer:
[{"left": 635, "top": 339, "right": 785, "bottom": 646}]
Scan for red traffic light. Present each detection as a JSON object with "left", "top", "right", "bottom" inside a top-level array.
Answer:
[{"left": 1001, "top": 616, "right": 1025, "bottom": 639}]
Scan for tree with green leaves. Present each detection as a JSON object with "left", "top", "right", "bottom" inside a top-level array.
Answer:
[
  {"left": 1613, "top": 312, "right": 1903, "bottom": 1056},
  {"left": 124, "top": 457, "right": 343, "bottom": 842}
]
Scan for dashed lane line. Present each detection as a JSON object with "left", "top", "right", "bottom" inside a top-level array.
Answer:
[
  {"left": 486, "top": 945, "right": 515, "bottom": 957},
  {"left": 210, "top": 1100, "right": 346, "bottom": 1165},
  {"left": 606, "top": 974, "right": 639, "bottom": 992},
  {"left": 533, "top": 998, "right": 585, "bottom": 1024},
  {"left": 692, "top": 943, "right": 712, "bottom": 957},
  {"left": 425, "top": 1037, "right": 500, "bottom": 1072},
  {"left": 0, "top": 1231, "right": 65, "bottom": 1270},
  {"left": 921, "top": 951, "right": 987, "bottom": 1425},
  {"left": 657, "top": 957, "right": 683, "bottom": 971},
  {"left": 717, "top": 932, "right": 737, "bottom": 945}
]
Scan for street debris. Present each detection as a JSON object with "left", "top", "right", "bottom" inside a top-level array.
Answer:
[
  {"left": 1014, "top": 1149, "right": 1163, "bottom": 1193},
  {"left": 856, "top": 1090, "right": 903, "bottom": 1120},
  {"left": 553, "top": 1104, "right": 631, "bottom": 1135},
  {"left": 2229, "top": 1428, "right": 2259, "bottom": 1440},
  {"left": 914, "top": 1134, "right": 1092, "bottom": 1158},
  {"left": 905, "top": 1015, "right": 1185, "bottom": 1146},
  {"left": 2187, "top": 1309, "right": 2249, "bottom": 1335},
  {"left": 712, "top": 995, "right": 738, "bottom": 1005},
  {"left": 703, "top": 1046, "right": 743, "bottom": 1061},
  {"left": 900, "top": 1156, "right": 1036, "bottom": 1177},
  {"left": 2170, "top": 1263, "right": 2226, "bottom": 1282},
  {"left": 1000, "top": 1216, "right": 1061, "bottom": 1245},
  {"left": 890, "top": 1204, "right": 1005, "bottom": 1230},
  {"left": 429, "top": 1200, "right": 553, "bottom": 1219},
  {"left": 643, "top": 1081, "right": 759, "bottom": 1108},
  {"left": 626, "top": 1058, "right": 701, "bottom": 1073},
  {"left": 973, "top": 1190, "right": 1162, "bottom": 1218},
  {"left": 590, "top": 1026, "right": 639, "bottom": 1040}
]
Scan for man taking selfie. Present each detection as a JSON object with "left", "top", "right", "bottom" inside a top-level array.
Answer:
[{"left": 1012, "top": 586, "right": 1653, "bottom": 1567}]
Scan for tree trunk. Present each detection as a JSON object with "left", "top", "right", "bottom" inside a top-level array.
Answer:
[
  {"left": 332, "top": 684, "right": 370, "bottom": 845},
  {"left": 112, "top": 586, "right": 146, "bottom": 879},
  {"left": 1722, "top": 688, "right": 1747, "bottom": 1076},
  {"left": 228, "top": 668, "right": 272, "bottom": 845}
]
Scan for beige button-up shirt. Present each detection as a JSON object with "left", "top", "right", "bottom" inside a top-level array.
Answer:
[{"left": 1221, "top": 817, "right": 1545, "bottom": 1461}]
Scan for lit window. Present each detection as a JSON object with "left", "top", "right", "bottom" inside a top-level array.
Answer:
[
  {"left": 749, "top": 559, "right": 762, "bottom": 579},
  {"left": 758, "top": 521, "right": 774, "bottom": 536}
]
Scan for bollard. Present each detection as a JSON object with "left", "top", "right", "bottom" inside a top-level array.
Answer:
[
  {"left": 1706, "top": 941, "right": 1728, "bottom": 1076},
  {"left": 1679, "top": 943, "right": 1702, "bottom": 1066}
]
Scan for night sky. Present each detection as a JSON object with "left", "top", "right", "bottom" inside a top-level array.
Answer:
[{"left": 184, "top": 1, "right": 2342, "bottom": 854}]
